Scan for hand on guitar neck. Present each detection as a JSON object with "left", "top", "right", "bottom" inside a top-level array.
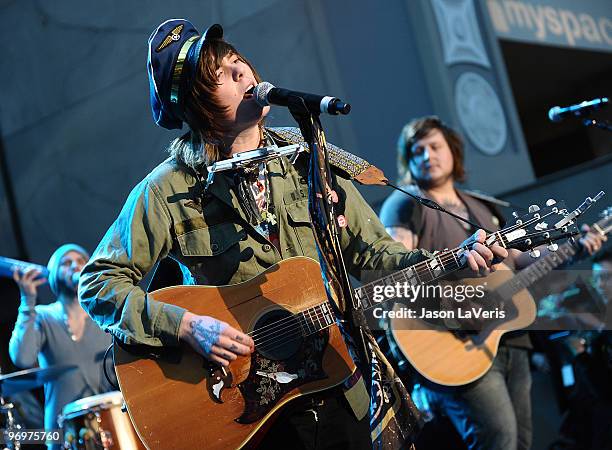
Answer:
[
  {"left": 179, "top": 312, "right": 255, "bottom": 367},
  {"left": 578, "top": 223, "right": 607, "bottom": 255},
  {"left": 457, "top": 229, "right": 508, "bottom": 277}
]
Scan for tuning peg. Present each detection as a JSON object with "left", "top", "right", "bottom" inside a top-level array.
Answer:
[
  {"left": 528, "top": 204, "right": 540, "bottom": 213},
  {"left": 525, "top": 239, "right": 532, "bottom": 246},
  {"left": 512, "top": 211, "right": 519, "bottom": 219},
  {"left": 546, "top": 199, "right": 557, "bottom": 206},
  {"left": 535, "top": 222, "right": 548, "bottom": 230},
  {"left": 547, "top": 243, "right": 559, "bottom": 252},
  {"left": 529, "top": 249, "right": 541, "bottom": 258}
]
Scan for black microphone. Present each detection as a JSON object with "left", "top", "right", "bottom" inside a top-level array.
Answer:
[
  {"left": 254, "top": 82, "right": 351, "bottom": 115},
  {"left": 548, "top": 97, "right": 608, "bottom": 122}
]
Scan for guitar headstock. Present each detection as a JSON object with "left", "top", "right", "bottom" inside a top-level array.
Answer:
[
  {"left": 594, "top": 206, "right": 612, "bottom": 235},
  {"left": 490, "top": 199, "right": 579, "bottom": 255},
  {"left": 494, "top": 193, "right": 606, "bottom": 256}
]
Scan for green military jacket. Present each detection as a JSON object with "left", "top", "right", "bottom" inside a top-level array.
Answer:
[{"left": 79, "top": 128, "right": 429, "bottom": 347}]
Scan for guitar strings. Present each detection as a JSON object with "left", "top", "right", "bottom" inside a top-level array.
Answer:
[
  {"left": 250, "top": 246, "right": 477, "bottom": 346},
  {"left": 252, "top": 310, "right": 334, "bottom": 354},
  {"left": 357, "top": 212, "right": 558, "bottom": 301},
  {"left": 249, "top": 243, "right": 467, "bottom": 343},
  {"left": 255, "top": 326, "right": 331, "bottom": 355},
  {"left": 358, "top": 249, "right": 466, "bottom": 301},
  {"left": 249, "top": 242, "right": 481, "bottom": 346},
  {"left": 247, "top": 210, "right": 561, "bottom": 348},
  {"left": 251, "top": 312, "right": 328, "bottom": 351},
  {"left": 249, "top": 303, "right": 331, "bottom": 345},
  {"left": 251, "top": 250, "right": 502, "bottom": 352},
  {"left": 249, "top": 305, "right": 328, "bottom": 344},
  {"left": 247, "top": 304, "right": 324, "bottom": 341},
  {"left": 356, "top": 208, "right": 558, "bottom": 297}
]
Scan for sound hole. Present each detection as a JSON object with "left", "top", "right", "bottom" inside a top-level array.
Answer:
[{"left": 254, "top": 309, "right": 303, "bottom": 361}]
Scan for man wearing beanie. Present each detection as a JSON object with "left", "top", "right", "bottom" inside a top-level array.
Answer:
[{"left": 9, "top": 244, "right": 114, "bottom": 449}]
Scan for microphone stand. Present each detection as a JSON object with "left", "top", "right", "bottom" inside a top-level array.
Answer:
[{"left": 286, "top": 97, "right": 371, "bottom": 374}]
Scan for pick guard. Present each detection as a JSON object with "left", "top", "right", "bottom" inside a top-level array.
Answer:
[{"left": 236, "top": 330, "right": 329, "bottom": 424}]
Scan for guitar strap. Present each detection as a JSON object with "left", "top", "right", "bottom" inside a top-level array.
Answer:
[
  {"left": 266, "top": 127, "right": 387, "bottom": 186},
  {"left": 269, "top": 126, "right": 371, "bottom": 421}
]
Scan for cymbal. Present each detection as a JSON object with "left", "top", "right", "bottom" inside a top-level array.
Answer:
[{"left": 0, "top": 365, "right": 77, "bottom": 396}]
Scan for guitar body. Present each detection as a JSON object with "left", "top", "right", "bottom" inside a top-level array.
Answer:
[
  {"left": 114, "top": 257, "right": 355, "bottom": 450},
  {"left": 390, "top": 263, "right": 536, "bottom": 386}
]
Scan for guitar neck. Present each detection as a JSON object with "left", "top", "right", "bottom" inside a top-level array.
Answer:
[
  {"left": 0, "top": 256, "right": 49, "bottom": 279},
  {"left": 353, "top": 203, "right": 580, "bottom": 310},
  {"left": 497, "top": 241, "right": 578, "bottom": 299},
  {"left": 498, "top": 211, "right": 612, "bottom": 298},
  {"left": 300, "top": 302, "right": 337, "bottom": 335},
  {"left": 354, "top": 244, "right": 469, "bottom": 310}
]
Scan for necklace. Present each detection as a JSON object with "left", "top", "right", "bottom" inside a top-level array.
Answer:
[
  {"left": 249, "top": 162, "right": 277, "bottom": 226},
  {"left": 62, "top": 311, "right": 78, "bottom": 341}
]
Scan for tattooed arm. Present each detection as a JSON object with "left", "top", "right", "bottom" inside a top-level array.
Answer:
[{"left": 179, "top": 312, "right": 254, "bottom": 366}]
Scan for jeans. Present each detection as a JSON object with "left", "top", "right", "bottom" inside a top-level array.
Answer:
[
  {"left": 257, "top": 392, "right": 371, "bottom": 450},
  {"left": 421, "top": 346, "right": 532, "bottom": 450}
]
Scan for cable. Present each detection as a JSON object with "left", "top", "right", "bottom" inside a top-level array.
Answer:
[
  {"left": 386, "top": 182, "right": 493, "bottom": 233},
  {"left": 103, "top": 341, "right": 119, "bottom": 390}
]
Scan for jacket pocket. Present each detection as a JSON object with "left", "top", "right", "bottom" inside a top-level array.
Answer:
[
  {"left": 175, "top": 223, "right": 251, "bottom": 285},
  {"left": 285, "top": 201, "right": 317, "bottom": 258},
  {"left": 176, "top": 222, "right": 245, "bottom": 256}
]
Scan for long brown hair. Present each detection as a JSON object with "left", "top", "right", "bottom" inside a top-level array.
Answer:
[
  {"left": 396, "top": 116, "right": 466, "bottom": 184},
  {"left": 168, "top": 40, "right": 264, "bottom": 168}
]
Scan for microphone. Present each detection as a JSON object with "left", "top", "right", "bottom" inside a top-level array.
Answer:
[
  {"left": 254, "top": 82, "right": 351, "bottom": 115},
  {"left": 548, "top": 97, "right": 608, "bottom": 122}
]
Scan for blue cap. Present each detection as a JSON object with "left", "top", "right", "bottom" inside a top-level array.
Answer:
[
  {"left": 147, "top": 19, "right": 223, "bottom": 130},
  {"left": 47, "top": 244, "right": 89, "bottom": 296}
]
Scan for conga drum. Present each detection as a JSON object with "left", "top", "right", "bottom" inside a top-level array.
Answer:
[{"left": 58, "top": 391, "right": 144, "bottom": 449}]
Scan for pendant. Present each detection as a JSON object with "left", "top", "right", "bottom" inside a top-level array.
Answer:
[{"left": 263, "top": 211, "right": 277, "bottom": 225}]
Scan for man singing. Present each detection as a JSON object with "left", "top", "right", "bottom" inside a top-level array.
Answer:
[
  {"left": 9, "top": 244, "right": 114, "bottom": 449},
  {"left": 79, "top": 21, "right": 506, "bottom": 449}
]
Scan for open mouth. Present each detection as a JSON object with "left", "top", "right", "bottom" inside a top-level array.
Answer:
[{"left": 243, "top": 85, "right": 255, "bottom": 100}]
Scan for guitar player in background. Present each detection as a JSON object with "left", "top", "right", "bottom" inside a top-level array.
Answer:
[
  {"left": 9, "top": 244, "right": 114, "bottom": 450},
  {"left": 379, "top": 116, "right": 606, "bottom": 450},
  {"left": 78, "top": 19, "right": 507, "bottom": 449}
]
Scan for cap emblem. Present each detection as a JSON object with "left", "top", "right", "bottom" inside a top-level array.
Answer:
[{"left": 156, "top": 24, "right": 184, "bottom": 52}]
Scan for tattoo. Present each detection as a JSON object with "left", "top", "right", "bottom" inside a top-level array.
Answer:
[
  {"left": 223, "top": 353, "right": 233, "bottom": 360},
  {"left": 229, "top": 344, "right": 238, "bottom": 352},
  {"left": 190, "top": 320, "right": 222, "bottom": 354},
  {"left": 235, "top": 335, "right": 243, "bottom": 342}
]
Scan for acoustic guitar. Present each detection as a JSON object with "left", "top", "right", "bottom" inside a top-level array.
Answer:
[
  {"left": 390, "top": 206, "right": 611, "bottom": 386},
  {"left": 114, "top": 199, "right": 581, "bottom": 449}
]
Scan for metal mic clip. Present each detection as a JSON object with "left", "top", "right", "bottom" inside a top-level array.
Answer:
[
  {"left": 204, "top": 144, "right": 305, "bottom": 191},
  {"left": 207, "top": 144, "right": 304, "bottom": 175}
]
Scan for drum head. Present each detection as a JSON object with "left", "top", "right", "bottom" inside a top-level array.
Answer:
[{"left": 61, "top": 391, "right": 123, "bottom": 420}]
